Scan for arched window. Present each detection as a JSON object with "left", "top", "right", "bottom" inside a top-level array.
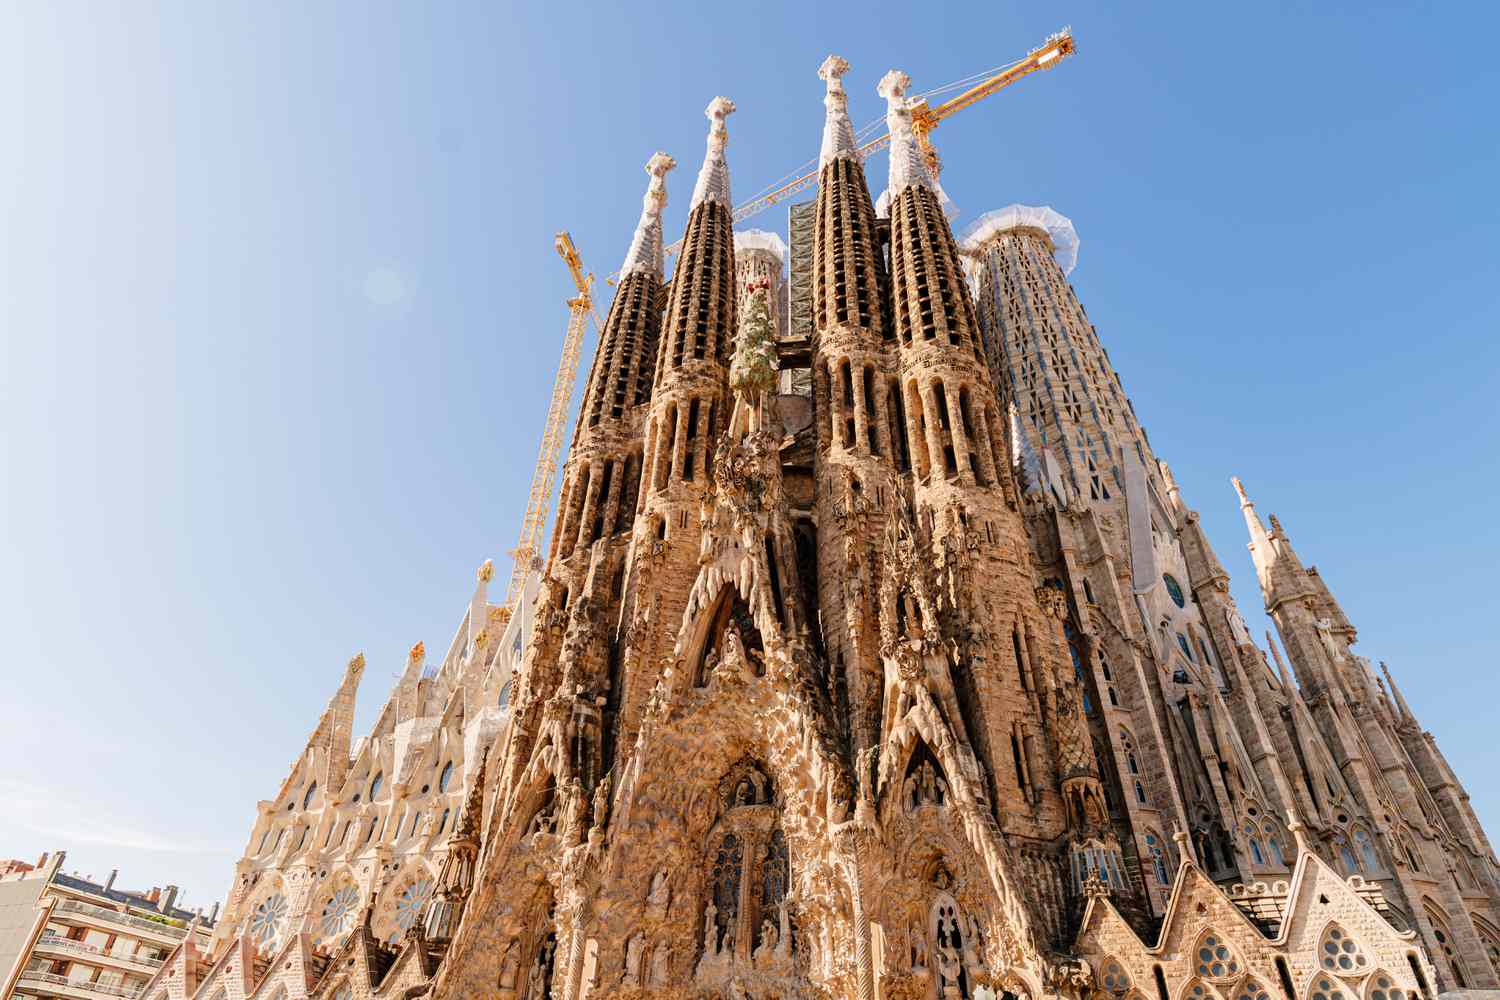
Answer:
[
  {"left": 302, "top": 783, "right": 317, "bottom": 810},
  {"left": 1363, "top": 971, "right": 1409, "bottom": 1000},
  {"left": 1101, "top": 958, "right": 1133, "bottom": 995},
  {"left": 1163, "top": 574, "right": 1186, "bottom": 608},
  {"left": 1193, "top": 930, "right": 1242, "bottom": 980},
  {"left": 369, "top": 772, "right": 384, "bottom": 800},
  {"left": 438, "top": 808, "right": 450, "bottom": 835},
  {"left": 1352, "top": 827, "right": 1379, "bottom": 872},
  {"left": 1309, "top": 972, "right": 1350, "bottom": 1000},
  {"left": 1234, "top": 977, "right": 1272, "bottom": 1000},
  {"left": 1262, "top": 823, "right": 1287, "bottom": 866},
  {"left": 1424, "top": 906, "right": 1468, "bottom": 988},
  {"left": 1145, "top": 831, "right": 1171, "bottom": 886},
  {"left": 1400, "top": 834, "right": 1421, "bottom": 872},
  {"left": 1317, "top": 923, "right": 1370, "bottom": 976},
  {"left": 1250, "top": 837, "right": 1265, "bottom": 865},
  {"left": 1334, "top": 836, "right": 1359, "bottom": 875},
  {"left": 439, "top": 761, "right": 454, "bottom": 793},
  {"left": 498, "top": 681, "right": 512, "bottom": 709}
]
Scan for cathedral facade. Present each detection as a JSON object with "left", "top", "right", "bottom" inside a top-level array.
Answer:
[{"left": 139, "top": 55, "right": 1499, "bottom": 1000}]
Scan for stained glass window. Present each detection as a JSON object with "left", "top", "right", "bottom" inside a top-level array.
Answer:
[{"left": 1163, "top": 574, "right": 1186, "bottom": 608}]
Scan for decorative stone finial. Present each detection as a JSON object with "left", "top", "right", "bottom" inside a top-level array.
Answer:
[
  {"left": 347, "top": 652, "right": 366, "bottom": 673},
  {"left": 1231, "top": 475, "right": 1251, "bottom": 505},
  {"left": 1286, "top": 808, "right": 1309, "bottom": 852},
  {"left": 620, "top": 152, "right": 678, "bottom": 277},
  {"left": 878, "top": 69, "right": 933, "bottom": 198},
  {"left": 818, "top": 56, "right": 856, "bottom": 168},
  {"left": 477, "top": 559, "right": 494, "bottom": 584},
  {"left": 409, "top": 641, "right": 425, "bottom": 663},
  {"left": 690, "top": 97, "right": 736, "bottom": 210}
]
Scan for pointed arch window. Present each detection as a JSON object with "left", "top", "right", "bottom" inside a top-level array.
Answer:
[
  {"left": 1318, "top": 923, "right": 1370, "bottom": 976},
  {"left": 369, "top": 772, "right": 384, "bottom": 800},
  {"left": 1309, "top": 973, "right": 1350, "bottom": 1000},
  {"left": 1145, "top": 831, "right": 1171, "bottom": 887},
  {"left": 1364, "top": 972, "right": 1408, "bottom": 1000},
  {"left": 1101, "top": 958, "right": 1134, "bottom": 995},
  {"left": 1352, "top": 827, "right": 1379, "bottom": 872},
  {"left": 439, "top": 761, "right": 454, "bottom": 793},
  {"left": 302, "top": 783, "right": 317, "bottom": 810},
  {"left": 1234, "top": 977, "right": 1272, "bottom": 1000},
  {"left": 1193, "top": 931, "right": 1242, "bottom": 980}
]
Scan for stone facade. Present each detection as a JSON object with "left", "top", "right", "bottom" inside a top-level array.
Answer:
[{"left": 133, "top": 56, "right": 1500, "bottom": 1000}]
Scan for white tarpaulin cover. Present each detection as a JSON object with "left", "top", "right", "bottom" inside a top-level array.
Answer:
[
  {"left": 959, "top": 204, "right": 1079, "bottom": 276},
  {"left": 735, "top": 229, "right": 788, "bottom": 268}
]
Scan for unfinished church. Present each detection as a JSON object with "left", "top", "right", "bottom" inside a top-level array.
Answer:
[{"left": 138, "top": 55, "right": 1500, "bottom": 1000}]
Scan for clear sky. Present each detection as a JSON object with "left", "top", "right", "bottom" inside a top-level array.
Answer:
[{"left": 2, "top": 3, "right": 1497, "bottom": 910}]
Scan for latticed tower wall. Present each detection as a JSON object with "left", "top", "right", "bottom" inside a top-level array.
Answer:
[
  {"left": 624, "top": 98, "right": 738, "bottom": 746},
  {"left": 807, "top": 57, "right": 902, "bottom": 765},
  {"left": 878, "top": 70, "right": 1084, "bottom": 874},
  {"left": 968, "top": 227, "right": 1150, "bottom": 506},
  {"left": 968, "top": 221, "right": 1263, "bottom": 909}
]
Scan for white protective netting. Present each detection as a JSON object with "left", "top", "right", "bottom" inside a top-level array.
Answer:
[
  {"left": 959, "top": 204, "right": 1079, "bottom": 276},
  {"left": 734, "top": 229, "right": 788, "bottom": 269}
]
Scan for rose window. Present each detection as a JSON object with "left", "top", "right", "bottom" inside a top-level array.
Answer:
[
  {"left": 1319, "top": 925, "right": 1369, "bottom": 975},
  {"left": 395, "top": 877, "right": 434, "bottom": 932},
  {"left": 320, "top": 885, "right": 360, "bottom": 937},
  {"left": 1368, "top": 973, "right": 1407, "bottom": 1000},
  {"left": 1184, "top": 981, "right": 1212, "bottom": 1000},
  {"left": 249, "top": 893, "right": 288, "bottom": 949},
  {"left": 1194, "top": 934, "right": 1241, "bottom": 979}
]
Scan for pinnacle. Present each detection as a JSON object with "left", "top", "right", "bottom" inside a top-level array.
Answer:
[
  {"left": 1231, "top": 475, "right": 1251, "bottom": 505},
  {"left": 818, "top": 54, "right": 849, "bottom": 86},
  {"left": 877, "top": 69, "right": 911, "bottom": 101},
  {"left": 645, "top": 151, "right": 676, "bottom": 178}
]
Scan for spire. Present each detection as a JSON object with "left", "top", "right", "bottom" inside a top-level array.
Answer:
[
  {"left": 1233, "top": 475, "right": 1275, "bottom": 589},
  {"left": 1381, "top": 661, "right": 1415, "bottom": 721},
  {"left": 619, "top": 152, "right": 677, "bottom": 278},
  {"left": 818, "top": 55, "right": 857, "bottom": 167},
  {"left": 466, "top": 559, "right": 494, "bottom": 654},
  {"left": 689, "top": 97, "right": 735, "bottom": 210},
  {"left": 1266, "top": 631, "right": 1296, "bottom": 691},
  {"left": 310, "top": 653, "right": 363, "bottom": 792},
  {"left": 397, "top": 641, "right": 425, "bottom": 723},
  {"left": 877, "top": 69, "right": 934, "bottom": 197}
]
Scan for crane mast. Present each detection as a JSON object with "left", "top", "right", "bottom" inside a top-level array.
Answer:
[{"left": 498, "top": 232, "right": 594, "bottom": 623}]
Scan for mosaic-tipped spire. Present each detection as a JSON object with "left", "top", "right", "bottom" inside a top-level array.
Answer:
[
  {"left": 878, "top": 69, "right": 933, "bottom": 197},
  {"left": 818, "top": 55, "right": 857, "bottom": 167},
  {"left": 689, "top": 97, "right": 735, "bottom": 210},
  {"left": 620, "top": 152, "right": 677, "bottom": 278}
]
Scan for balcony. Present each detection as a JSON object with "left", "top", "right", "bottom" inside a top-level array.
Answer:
[
  {"left": 16, "top": 971, "right": 145, "bottom": 1000},
  {"left": 34, "top": 936, "right": 166, "bottom": 972},
  {"left": 52, "top": 900, "right": 187, "bottom": 942}
]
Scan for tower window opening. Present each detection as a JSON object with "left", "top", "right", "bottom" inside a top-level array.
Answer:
[
  {"left": 684, "top": 398, "right": 702, "bottom": 481},
  {"left": 863, "top": 365, "right": 880, "bottom": 455}
]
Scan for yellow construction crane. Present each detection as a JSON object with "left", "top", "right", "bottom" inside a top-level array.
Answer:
[
  {"left": 655, "top": 27, "right": 1076, "bottom": 262},
  {"left": 498, "top": 232, "right": 597, "bottom": 622}
]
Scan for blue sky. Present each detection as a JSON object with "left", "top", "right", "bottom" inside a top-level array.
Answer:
[{"left": 2, "top": 3, "right": 1497, "bottom": 908}]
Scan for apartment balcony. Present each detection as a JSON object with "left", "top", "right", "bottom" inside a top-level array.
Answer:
[
  {"left": 34, "top": 935, "right": 166, "bottom": 973},
  {"left": 51, "top": 900, "right": 187, "bottom": 943},
  {"left": 15, "top": 971, "right": 145, "bottom": 1000}
]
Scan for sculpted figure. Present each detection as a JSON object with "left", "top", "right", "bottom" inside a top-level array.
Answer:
[
  {"left": 648, "top": 943, "right": 670, "bottom": 986},
  {"left": 702, "top": 901, "right": 719, "bottom": 955},
  {"left": 647, "top": 869, "right": 671, "bottom": 914},
  {"left": 754, "top": 916, "right": 778, "bottom": 963},
  {"left": 622, "top": 934, "right": 643, "bottom": 985}
]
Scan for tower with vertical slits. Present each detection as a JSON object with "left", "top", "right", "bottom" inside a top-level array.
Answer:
[{"left": 175, "top": 63, "right": 1499, "bottom": 1000}]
